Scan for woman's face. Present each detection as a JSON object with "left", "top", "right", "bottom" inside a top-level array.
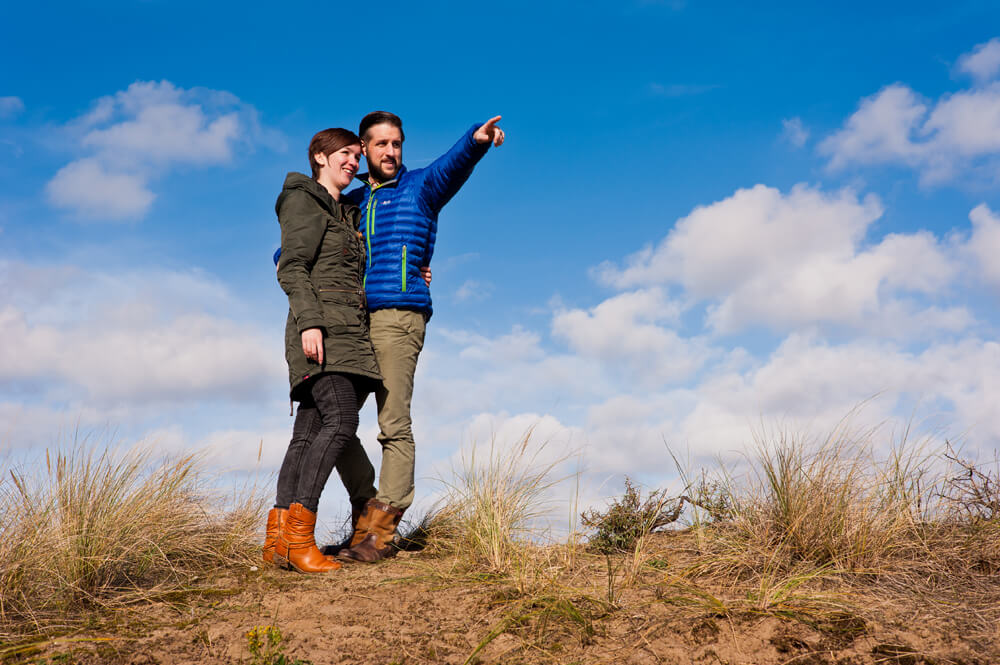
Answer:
[{"left": 316, "top": 144, "right": 361, "bottom": 190}]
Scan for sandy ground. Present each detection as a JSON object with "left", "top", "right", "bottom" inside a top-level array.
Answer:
[{"left": 14, "top": 533, "right": 1000, "bottom": 665}]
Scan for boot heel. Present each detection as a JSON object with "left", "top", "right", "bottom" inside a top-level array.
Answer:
[{"left": 272, "top": 553, "right": 291, "bottom": 570}]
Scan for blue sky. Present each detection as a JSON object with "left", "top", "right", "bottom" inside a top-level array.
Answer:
[{"left": 3, "top": 1, "right": 1000, "bottom": 515}]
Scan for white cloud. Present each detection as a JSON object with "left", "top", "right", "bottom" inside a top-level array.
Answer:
[
  {"left": 918, "top": 339, "right": 1000, "bottom": 447},
  {"left": 452, "top": 325, "right": 545, "bottom": 363},
  {"left": 417, "top": 325, "right": 605, "bottom": 427},
  {"left": 551, "top": 288, "right": 712, "bottom": 385},
  {"left": 79, "top": 84, "right": 241, "bottom": 165},
  {"left": 966, "top": 204, "right": 1000, "bottom": 288},
  {"left": 46, "top": 159, "right": 154, "bottom": 220},
  {"left": 580, "top": 334, "right": 1000, "bottom": 474},
  {"left": 820, "top": 84, "right": 928, "bottom": 171},
  {"left": 413, "top": 179, "right": 1000, "bottom": 498},
  {"left": 47, "top": 80, "right": 279, "bottom": 221},
  {"left": 412, "top": 323, "right": 1000, "bottom": 512},
  {"left": 957, "top": 37, "right": 1000, "bottom": 83},
  {"left": 0, "top": 260, "right": 284, "bottom": 406},
  {"left": 596, "top": 184, "right": 963, "bottom": 336},
  {"left": 0, "top": 96, "right": 24, "bottom": 118},
  {"left": 923, "top": 85, "right": 1000, "bottom": 157},
  {"left": 781, "top": 117, "right": 809, "bottom": 147},
  {"left": 819, "top": 79, "right": 1000, "bottom": 184},
  {"left": 599, "top": 185, "right": 880, "bottom": 292},
  {"left": 146, "top": 425, "right": 290, "bottom": 472},
  {"left": 410, "top": 317, "right": 1000, "bottom": 516},
  {"left": 0, "top": 401, "right": 115, "bottom": 453},
  {"left": 455, "top": 279, "right": 494, "bottom": 302},
  {"left": 2, "top": 219, "right": 996, "bottom": 530},
  {"left": 679, "top": 334, "right": 1000, "bottom": 460}
]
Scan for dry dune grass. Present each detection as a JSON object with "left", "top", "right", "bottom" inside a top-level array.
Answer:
[
  {"left": 3, "top": 417, "right": 999, "bottom": 664},
  {"left": 421, "top": 431, "right": 569, "bottom": 575},
  {"left": 0, "top": 444, "right": 265, "bottom": 647},
  {"left": 414, "top": 420, "right": 1000, "bottom": 660},
  {"left": 684, "top": 422, "right": 999, "bottom": 586},
  {"left": 740, "top": 422, "right": 934, "bottom": 568},
  {"left": 648, "top": 423, "right": 1000, "bottom": 653}
]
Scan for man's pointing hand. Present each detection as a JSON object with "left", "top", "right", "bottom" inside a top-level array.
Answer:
[{"left": 474, "top": 115, "right": 505, "bottom": 147}]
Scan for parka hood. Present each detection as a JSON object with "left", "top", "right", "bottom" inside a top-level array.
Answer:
[{"left": 275, "top": 172, "right": 337, "bottom": 216}]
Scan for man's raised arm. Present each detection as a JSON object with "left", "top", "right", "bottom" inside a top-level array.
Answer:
[{"left": 419, "top": 116, "right": 505, "bottom": 213}]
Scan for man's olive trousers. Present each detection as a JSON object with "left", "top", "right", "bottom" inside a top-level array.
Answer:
[{"left": 336, "top": 308, "right": 426, "bottom": 511}]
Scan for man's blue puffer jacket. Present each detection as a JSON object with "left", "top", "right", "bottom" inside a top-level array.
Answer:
[{"left": 343, "top": 124, "right": 490, "bottom": 319}]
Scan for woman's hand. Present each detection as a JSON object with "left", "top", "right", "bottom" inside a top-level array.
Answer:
[
  {"left": 301, "top": 327, "right": 324, "bottom": 364},
  {"left": 420, "top": 266, "right": 432, "bottom": 286}
]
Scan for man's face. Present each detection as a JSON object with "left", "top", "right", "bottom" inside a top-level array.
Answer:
[{"left": 362, "top": 122, "right": 403, "bottom": 183}]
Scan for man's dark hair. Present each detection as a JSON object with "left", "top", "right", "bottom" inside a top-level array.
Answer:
[
  {"left": 308, "top": 128, "right": 360, "bottom": 178},
  {"left": 359, "top": 111, "right": 405, "bottom": 143}
]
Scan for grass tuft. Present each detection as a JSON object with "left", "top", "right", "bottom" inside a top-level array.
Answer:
[
  {"left": 701, "top": 421, "right": 938, "bottom": 574},
  {"left": 0, "top": 443, "right": 265, "bottom": 639},
  {"left": 427, "top": 428, "right": 567, "bottom": 573}
]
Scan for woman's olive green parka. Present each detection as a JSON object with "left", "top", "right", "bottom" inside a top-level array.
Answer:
[{"left": 275, "top": 172, "right": 381, "bottom": 399}]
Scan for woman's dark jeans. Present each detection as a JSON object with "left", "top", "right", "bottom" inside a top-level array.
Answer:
[{"left": 274, "top": 373, "right": 365, "bottom": 513}]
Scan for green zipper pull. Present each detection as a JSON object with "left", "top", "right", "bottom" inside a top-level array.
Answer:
[{"left": 365, "top": 192, "right": 376, "bottom": 270}]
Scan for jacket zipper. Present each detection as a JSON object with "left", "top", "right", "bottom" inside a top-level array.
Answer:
[
  {"left": 401, "top": 245, "right": 407, "bottom": 292},
  {"left": 364, "top": 192, "right": 377, "bottom": 287}
]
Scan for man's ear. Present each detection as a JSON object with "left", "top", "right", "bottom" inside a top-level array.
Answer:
[{"left": 360, "top": 141, "right": 368, "bottom": 157}]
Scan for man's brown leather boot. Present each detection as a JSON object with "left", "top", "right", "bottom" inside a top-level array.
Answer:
[
  {"left": 322, "top": 501, "right": 368, "bottom": 556},
  {"left": 261, "top": 507, "right": 287, "bottom": 565},
  {"left": 339, "top": 499, "right": 404, "bottom": 563},
  {"left": 273, "top": 503, "right": 342, "bottom": 573}
]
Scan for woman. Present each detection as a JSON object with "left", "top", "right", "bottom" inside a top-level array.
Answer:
[{"left": 263, "top": 128, "right": 381, "bottom": 573}]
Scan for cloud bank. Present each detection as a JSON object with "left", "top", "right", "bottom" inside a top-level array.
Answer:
[
  {"left": 819, "top": 39, "right": 1000, "bottom": 185},
  {"left": 46, "top": 81, "right": 281, "bottom": 220}
]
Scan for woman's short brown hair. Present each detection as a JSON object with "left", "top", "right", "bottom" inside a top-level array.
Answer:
[{"left": 308, "top": 128, "right": 361, "bottom": 178}]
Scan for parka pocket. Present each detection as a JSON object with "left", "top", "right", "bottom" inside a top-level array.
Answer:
[
  {"left": 318, "top": 287, "right": 364, "bottom": 307},
  {"left": 318, "top": 290, "right": 365, "bottom": 333}
]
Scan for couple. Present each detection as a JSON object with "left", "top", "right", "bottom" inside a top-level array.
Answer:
[{"left": 262, "top": 111, "right": 505, "bottom": 573}]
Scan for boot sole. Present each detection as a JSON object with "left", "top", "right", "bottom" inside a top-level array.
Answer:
[
  {"left": 288, "top": 560, "right": 341, "bottom": 573},
  {"left": 336, "top": 551, "right": 360, "bottom": 563},
  {"left": 336, "top": 541, "right": 399, "bottom": 563},
  {"left": 337, "top": 550, "right": 397, "bottom": 564},
  {"left": 274, "top": 552, "right": 340, "bottom": 572}
]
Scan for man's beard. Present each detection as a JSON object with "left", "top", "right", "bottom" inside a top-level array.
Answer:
[{"left": 368, "top": 159, "right": 397, "bottom": 183}]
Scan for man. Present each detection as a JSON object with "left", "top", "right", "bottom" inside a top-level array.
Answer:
[{"left": 334, "top": 111, "right": 505, "bottom": 562}]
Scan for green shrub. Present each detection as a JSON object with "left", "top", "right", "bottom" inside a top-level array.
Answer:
[{"left": 581, "top": 478, "right": 683, "bottom": 554}]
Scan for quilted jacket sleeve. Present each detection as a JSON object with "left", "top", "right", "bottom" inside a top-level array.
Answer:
[
  {"left": 418, "top": 124, "right": 491, "bottom": 215},
  {"left": 276, "top": 190, "right": 326, "bottom": 334}
]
